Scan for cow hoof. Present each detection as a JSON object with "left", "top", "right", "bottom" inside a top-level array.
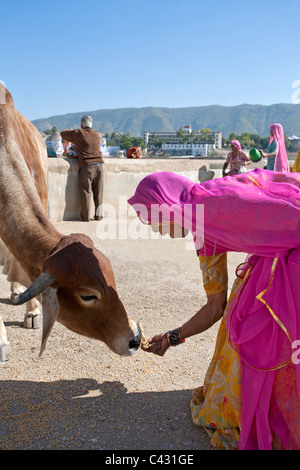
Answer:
[
  {"left": 0, "top": 342, "right": 11, "bottom": 362},
  {"left": 23, "top": 314, "right": 42, "bottom": 329},
  {"left": 10, "top": 292, "right": 17, "bottom": 302}
]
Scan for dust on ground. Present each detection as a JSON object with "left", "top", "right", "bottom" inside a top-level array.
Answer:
[{"left": 0, "top": 219, "right": 246, "bottom": 450}]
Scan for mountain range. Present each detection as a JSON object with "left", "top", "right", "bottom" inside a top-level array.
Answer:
[{"left": 32, "top": 103, "right": 300, "bottom": 138}]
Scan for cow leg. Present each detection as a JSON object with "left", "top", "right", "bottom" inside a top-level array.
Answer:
[
  {"left": 0, "top": 316, "right": 11, "bottom": 362},
  {"left": 10, "top": 282, "right": 25, "bottom": 301},
  {"left": 11, "top": 283, "right": 42, "bottom": 329},
  {"left": 24, "top": 297, "right": 42, "bottom": 329}
]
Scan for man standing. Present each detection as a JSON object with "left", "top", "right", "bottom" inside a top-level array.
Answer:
[{"left": 61, "top": 116, "right": 104, "bottom": 221}]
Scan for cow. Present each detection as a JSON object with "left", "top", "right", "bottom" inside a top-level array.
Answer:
[{"left": 0, "top": 86, "right": 141, "bottom": 361}]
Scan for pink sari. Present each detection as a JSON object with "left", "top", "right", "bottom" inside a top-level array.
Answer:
[
  {"left": 270, "top": 123, "right": 290, "bottom": 173},
  {"left": 128, "top": 168, "right": 300, "bottom": 449}
]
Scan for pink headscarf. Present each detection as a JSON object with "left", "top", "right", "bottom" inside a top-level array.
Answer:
[
  {"left": 128, "top": 169, "right": 300, "bottom": 450},
  {"left": 270, "top": 123, "right": 290, "bottom": 172},
  {"left": 231, "top": 139, "right": 242, "bottom": 150},
  {"left": 128, "top": 169, "right": 300, "bottom": 256}
]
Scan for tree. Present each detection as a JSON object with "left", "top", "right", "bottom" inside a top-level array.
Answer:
[
  {"left": 239, "top": 132, "right": 251, "bottom": 148},
  {"left": 176, "top": 128, "right": 185, "bottom": 143},
  {"left": 223, "top": 132, "right": 274, "bottom": 150},
  {"left": 107, "top": 139, "right": 117, "bottom": 146},
  {"left": 285, "top": 134, "right": 292, "bottom": 150},
  {"left": 198, "top": 128, "right": 212, "bottom": 136},
  {"left": 228, "top": 132, "right": 238, "bottom": 142},
  {"left": 131, "top": 137, "right": 146, "bottom": 150},
  {"left": 119, "top": 134, "right": 133, "bottom": 151},
  {"left": 151, "top": 136, "right": 162, "bottom": 149},
  {"left": 190, "top": 130, "right": 197, "bottom": 142}
]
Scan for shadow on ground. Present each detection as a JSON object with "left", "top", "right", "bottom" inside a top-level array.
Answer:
[{"left": 0, "top": 378, "right": 210, "bottom": 450}]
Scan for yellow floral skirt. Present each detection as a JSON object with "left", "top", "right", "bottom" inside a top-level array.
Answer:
[
  {"left": 192, "top": 255, "right": 300, "bottom": 450},
  {"left": 190, "top": 277, "right": 243, "bottom": 450}
]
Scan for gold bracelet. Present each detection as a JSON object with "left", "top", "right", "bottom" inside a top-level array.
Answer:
[{"left": 167, "top": 328, "right": 185, "bottom": 347}]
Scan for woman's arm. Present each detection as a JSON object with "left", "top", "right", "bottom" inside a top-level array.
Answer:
[
  {"left": 181, "top": 289, "right": 227, "bottom": 338},
  {"left": 143, "top": 289, "right": 227, "bottom": 356},
  {"left": 222, "top": 161, "right": 229, "bottom": 176},
  {"left": 259, "top": 150, "right": 277, "bottom": 158}
]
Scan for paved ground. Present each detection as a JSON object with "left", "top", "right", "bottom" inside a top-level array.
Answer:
[{"left": 0, "top": 219, "right": 246, "bottom": 450}]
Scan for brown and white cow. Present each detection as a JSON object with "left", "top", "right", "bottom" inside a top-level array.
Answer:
[{"left": 0, "top": 86, "right": 141, "bottom": 360}]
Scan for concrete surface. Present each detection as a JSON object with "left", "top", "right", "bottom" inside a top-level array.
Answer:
[{"left": 0, "top": 218, "right": 246, "bottom": 450}]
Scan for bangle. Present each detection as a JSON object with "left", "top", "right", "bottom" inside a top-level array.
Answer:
[{"left": 167, "top": 328, "right": 185, "bottom": 347}]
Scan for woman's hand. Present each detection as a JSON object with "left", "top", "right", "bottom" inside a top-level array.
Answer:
[{"left": 142, "top": 332, "right": 170, "bottom": 356}]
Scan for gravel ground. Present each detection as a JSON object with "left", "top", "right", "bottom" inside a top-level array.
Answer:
[{"left": 0, "top": 219, "right": 246, "bottom": 451}]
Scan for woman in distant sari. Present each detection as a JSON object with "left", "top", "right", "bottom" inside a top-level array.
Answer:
[
  {"left": 128, "top": 169, "right": 300, "bottom": 450},
  {"left": 260, "top": 123, "right": 290, "bottom": 172},
  {"left": 222, "top": 140, "right": 250, "bottom": 176}
]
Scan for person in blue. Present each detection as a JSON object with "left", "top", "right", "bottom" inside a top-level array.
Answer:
[{"left": 259, "top": 123, "right": 289, "bottom": 172}]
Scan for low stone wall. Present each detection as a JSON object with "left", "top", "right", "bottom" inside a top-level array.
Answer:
[{"left": 46, "top": 157, "right": 211, "bottom": 221}]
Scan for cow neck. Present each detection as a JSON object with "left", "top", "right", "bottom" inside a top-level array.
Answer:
[
  {"left": 0, "top": 142, "right": 61, "bottom": 278},
  {"left": 0, "top": 211, "right": 61, "bottom": 280}
]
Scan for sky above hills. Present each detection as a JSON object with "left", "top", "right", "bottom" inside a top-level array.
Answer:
[{"left": 1, "top": 0, "right": 300, "bottom": 120}]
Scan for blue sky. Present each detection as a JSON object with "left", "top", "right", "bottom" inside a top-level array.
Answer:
[{"left": 1, "top": 0, "right": 300, "bottom": 120}]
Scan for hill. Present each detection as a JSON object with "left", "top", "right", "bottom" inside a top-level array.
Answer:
[{"left": 32, "top": 103, "right": 300, "bottom": 138}]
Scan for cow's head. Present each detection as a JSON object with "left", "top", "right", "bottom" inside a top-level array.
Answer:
[{"left": 13, "top": 233, "right": 141, "bottom": 356}]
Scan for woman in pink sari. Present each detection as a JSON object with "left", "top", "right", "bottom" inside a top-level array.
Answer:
[
  {"left": 260, "top": 123, "right": 290, "bottom": 172},
  {"left": 222, "top": 140, "right": 250, "bottom": 176},
  {"left": 128, "top": 168, "right": 300, "bottom": 450}
]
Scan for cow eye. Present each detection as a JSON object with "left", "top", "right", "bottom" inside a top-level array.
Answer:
[{"left": 80, "top": 295, "right": 99, "bottom": 302}]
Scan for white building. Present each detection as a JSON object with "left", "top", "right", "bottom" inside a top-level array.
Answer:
[
  {"left": 162, "top": 142, "right": 214, "bottom": 156},
  {"left": 101, "top": 145, "right": 124, "bottom": 157},
  {"left": 143, "top": 125, "right": 222, "bottom": 154},
  {"left": 46, "top": 133, "right": 64, "bottom": 157},
  {"left": 288, "top": 135, "right": 300, "bottom": 152}
]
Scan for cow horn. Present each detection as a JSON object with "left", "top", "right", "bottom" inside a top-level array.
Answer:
[{"left": 12, "top": 272, "right": 56, "bottom": 305}]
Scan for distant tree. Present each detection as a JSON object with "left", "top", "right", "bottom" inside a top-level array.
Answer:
[
  {"left": 176, "top": 128, "right": 185, "bottom": 143},
  {"left": 131, "top": 137, "right": 146, "bottom": 150},
  {"left": 223, "top": 132, "right": 279, "bottom": 150},
  {"left": 285, "top": 134, "right": 292, "bottom": 150},
  {"left": 151, "top": 136, "right": 162, "bottom": 148},
  {"left": 228, "top": 132, "right": 238, "bottom": 142},
  {"left": 51, "top": 126, "right": 57, "bottom": 135},
  {"left": 107, "top": 139, "right": 117, "bottom": 146},
  {"left": 190, "top": 130, "right": 197, "bottom": 142},
  {"left": 262, "top": 137, "right": 268, "bottom": 147},
  {"left": 119, "top": 134, "right": 133, "bottom": 151},
  {"left": 222, "top": 136, "right": 230, "bottom": 147},
  {"left": 239, "top": 132, "right": 251, "bottom": 148}
]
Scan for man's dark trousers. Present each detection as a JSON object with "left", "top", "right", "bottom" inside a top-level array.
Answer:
[{"left": 78, "top": 162, "right": 103, "bottom": 221}]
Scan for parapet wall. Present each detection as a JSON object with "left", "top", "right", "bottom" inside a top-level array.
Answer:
[{"left": 46, "top": 157, "right": 212, "bottom": 221}]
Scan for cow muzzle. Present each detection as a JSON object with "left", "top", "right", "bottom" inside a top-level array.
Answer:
[
  {"left": 129, "top": 322, "right": 142, "bottom": 353},
  {"left": 112, "top": 320, "right": 142, "bottom": 356}
]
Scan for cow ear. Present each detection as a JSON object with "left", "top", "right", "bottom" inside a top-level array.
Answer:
[{"left": 40, "top": 287, "right": 59, "bottom": 356}]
